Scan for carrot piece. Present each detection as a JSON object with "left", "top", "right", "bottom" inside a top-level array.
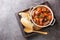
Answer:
[
  {"left": 44, "top": 13, "right": 48, "bottom": 16},
  {"left": 37, "top": 7, "right": 42, "bottom": 13},
  {"left": 35, "top": 18, "right": 39, "bottom": 22},
  {"left": 48, "top": 15, "right": 52, "bottom": 21}
]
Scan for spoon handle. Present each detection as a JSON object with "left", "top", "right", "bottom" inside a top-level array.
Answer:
[{"left": 33, "top": 31, "right": 48, "bottom": 35}]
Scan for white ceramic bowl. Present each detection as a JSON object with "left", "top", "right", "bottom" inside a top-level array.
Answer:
[{"left": 30, "top": 5, "right": 55, "bottom": 28}]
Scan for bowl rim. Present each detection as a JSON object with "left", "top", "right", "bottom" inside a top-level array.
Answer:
[{"left": 30, "top": 5, "right": 54, "bottom": 28}]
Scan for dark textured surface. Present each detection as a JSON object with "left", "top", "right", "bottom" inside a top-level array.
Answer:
[{"left": 0, "top": 0, "right": 60, "bottom": 40}]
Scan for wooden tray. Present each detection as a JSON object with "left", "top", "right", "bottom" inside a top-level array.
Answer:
[{"left": 15, "top": 1, "right": 55, "bottom": 38}]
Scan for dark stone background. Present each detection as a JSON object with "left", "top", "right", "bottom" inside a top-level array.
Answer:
[{"left": 0, "top": 0, "right": 60, "bottom": 40}]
